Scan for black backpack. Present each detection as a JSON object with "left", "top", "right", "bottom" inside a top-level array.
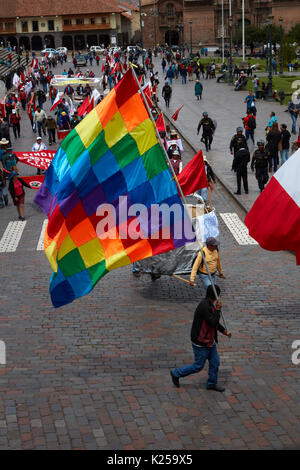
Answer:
[{"left": 248, "top": 115, "right": 256, "bottom": 130}]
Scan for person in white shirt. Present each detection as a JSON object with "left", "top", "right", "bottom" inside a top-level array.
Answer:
[{"left": 32, "top": 136, "right": 47, "bottom": 175}]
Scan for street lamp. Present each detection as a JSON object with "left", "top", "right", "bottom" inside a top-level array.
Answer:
[
  {"left": 279, "top": 17, "right": 283, "bottom": 75},
  {"left": 266, "top": 15, "right": 274, "bottom": 100},
  {"left": 167, "top": 24, "right": 171, "bottom": 47},
  {"left": 189, "top": 21, "right": 192, "bottom": 57},
  {"left": 229, "top": 15, "right": 233, "bottom": 84},
  {"left": 138, "top": 0, "right": 144, "bottom": 64},
  {"left": 150, "top": 7, "right": 158, "bottom": 48},
  {"left": 177, "top": 23, "right": 184, "bottom": 58}
]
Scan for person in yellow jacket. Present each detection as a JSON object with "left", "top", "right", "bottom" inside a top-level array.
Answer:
[{"left": 190, "top": 237, "right": 225, "bottom": 289}]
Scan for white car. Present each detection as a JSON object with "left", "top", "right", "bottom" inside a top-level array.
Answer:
[
  {"left": 41, "top": 48, "right": 57, "bottom": 56},
  {"left": 90, "top": 46, "right": 105, "bottom": 54},
  {"left": 56, "top": 47, "right": 68, "bottom": 55}
]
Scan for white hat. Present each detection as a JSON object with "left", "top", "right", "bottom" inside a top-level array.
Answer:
[
  {"left": 12, "top": 109, "right": 16, "bottom": 114},
  {"left": 36, "top": 136, "right": 42, "bottom": 140},
  {"left": 0, "top": 138, "right": 9, "bottom": 145}
]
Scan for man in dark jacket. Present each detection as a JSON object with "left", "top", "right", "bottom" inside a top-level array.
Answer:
[
  {"left": 233, "top": 147, "right": 250, "bottom": 195},
  {"left": 170, "top": 285, "right": 231, "bottom": 392},
  {"left": 251, "top": 140, "right": 269, "bottom": 192},
  {"left": 162, "top": 82, "right": 172, "bottom": 108},
  {"left": 197, "top": 112, "right": 215, "bottom": 151},
  {"left": 230, "top": 127, "right": 248, "bottom": 171}
]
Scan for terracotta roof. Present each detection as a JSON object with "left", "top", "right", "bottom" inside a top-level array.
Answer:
[
  {"left": 0, "top": 0, "right": 124, "bottom": 18},
  {"left": 118, "top": 1, "right": 139, "bottom": 11},
  {"left": 141, "top": 0, "right": 155, "bottom": 6},
  {"left": 121, "top": 12, "right": 132, "bottom": 19}
]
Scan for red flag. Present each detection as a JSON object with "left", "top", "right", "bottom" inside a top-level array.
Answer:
[
  {"left": 171, "top": 105, "right": 184, "bottom": 121},
  {"left": 14, "top": 151, "right": 55, "bottom": 171},
  {"left": 177, "top": 150, "right": 208, "bottom": 196},
  {"left": 77, "top": 95, "right": 93, "bottom": 117},
  {"left": 19, "top": 175, "right": 45, "bottom": 190},
  {"left": 245, "top": 149, "right": 300, "bottom": 264},
  {"left": 101, "top": 64, "right": 104, "bottom": 72},
  {"left": 155, "top": 113, "right": 166, "bottom": 133},
  {"left": 57, "top": 129, "right": 71, "bottom": 140}
]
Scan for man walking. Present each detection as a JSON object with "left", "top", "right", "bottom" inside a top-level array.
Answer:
[
  {"left": 32, "top": 136, "right": 47, "bottom": 175},
  {"left": 190, "top": 237, "right": 225, "bottom": 289},
  {"left": 197, "top": 112, "right": 215, "bottom": 151},
  {"left": 243, "top": 110, "right": 256, "bottom": 145},
  {"left": 170, "top": 285, "right": 231, "bottom": 392},
  {"left": 232, "top": 146, "right": 250, "bottom": 195},
  {"left": 251, "top": 140, "right": 269, "bottom": 192},
  {"left": 162, "top": 81, "right": 172, "bottom": 108},
  {"left": 34, "top": 106, "right": 47, "bottom": 138},
  {"left": 230, "top": 127, "right": 248, "bottom": 169}
]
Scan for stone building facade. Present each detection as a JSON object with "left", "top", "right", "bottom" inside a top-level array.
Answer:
[{"left": 140, "top": 0, "right": 300, "bottom": 49}]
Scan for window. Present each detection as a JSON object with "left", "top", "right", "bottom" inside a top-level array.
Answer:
[
  {"left": 90, "top": 17, "right": 95, "bottom": 24},
  {"left": 32, "top": 21, "right": 39, "bottom": 31},
  {"left": 64, "top": 19, "right": 71, "bottom": 25},
  {"left": 167, "top": 3, "right": 174, "bottom": 17},
  {"left": 76, "top": 18, "right": 83, "bottom": 25},
  {"left": 21, "top": 21, "right": 28, "bottom": 32},
  {"left": 102, "top": 17, "right": 107, "bottom": 24},
  {"left": 48, "top": 20, "right": 54, "bottom": 31}
]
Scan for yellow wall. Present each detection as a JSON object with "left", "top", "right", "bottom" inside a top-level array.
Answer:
[{"left": 16, "top": 17, "right": 62, "bottom": 34}]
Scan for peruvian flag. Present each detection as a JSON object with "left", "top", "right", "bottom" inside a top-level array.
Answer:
[
  {"left": 31, "top": 58, "right": 39, "bottom": 69},
  {"left": 245, "top": 149, "right": 300, "bottom": 264},
  {"left": 50, "top": 92, "right": 63, "bottom": 111},
  {"left": 177, "top": 149, "right": 208, "bottom": 196},
  {"left": 171, "top": 105, "right": 184, "bottom": 121},
  {"left": 155, "top": 113, "right": 166, "bottom": 133}
]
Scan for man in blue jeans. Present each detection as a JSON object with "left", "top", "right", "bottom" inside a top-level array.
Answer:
[{"left": 170, "top": 285, "right": 232, "bottom": 392}]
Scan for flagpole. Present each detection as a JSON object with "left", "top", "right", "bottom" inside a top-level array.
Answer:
[{"left": 130, "top": 65, "right": 228, "bottom": 331}]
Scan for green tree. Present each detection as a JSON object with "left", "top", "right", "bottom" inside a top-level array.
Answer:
[
  {"left": 260, "top": 25, "right": 281, "bottom": 44},
  {"left": 288, "top": 23, "right": 300, "bottom": 44},
  {"left": 282, "top": 40, "right": 296, "bottom": 66}
]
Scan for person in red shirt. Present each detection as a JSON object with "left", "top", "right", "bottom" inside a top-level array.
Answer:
[
  {"left": 95, "top": 55, "right": 100, "bottom": 66},
  {"left": 8, "top": 171, "right": 31, "bottom": 220},
  {"left": 243, "top": 109, "right": 256, "bottom": 145},
  {"left": 9, "top": 109, "right": 21, "bottom": 139}
]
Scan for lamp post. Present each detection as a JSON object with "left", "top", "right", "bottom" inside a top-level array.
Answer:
[
  {"left": 189, "top": 21, "right": 192, "bottom": 57},
  {"left": 266, "top": 15, "right": 274, "bottom": 100},
  {"left": 138, "top": 0, "right": 144, "bottom": 64},
  {"left": 150, "top": 7, "right": 158, "bottom": 48},
  {"left": 177, "top": 23, "right": 184, "bottom": 58},
  {"left": 167, "top": 24, "right": 171, "bottom": 47},
  {"left": 229, "top": 15, "right": 233, "bottom": 84},
  {"left": 279, "top": 17, "right": 283, "bottom": 75}
]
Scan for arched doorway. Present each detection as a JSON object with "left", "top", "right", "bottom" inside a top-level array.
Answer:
[
  {"left": 7, "top": 36, "right": 18, "bottom": 48},
  {"left": 99, "top": 34, "right": 110, "bottom": 47},
  {"left": 63, "top": 35, "right": 73, "bottom": 50},
  {"left": 74, "top": 35, "right": 85, "bottom": 51},
  {"left": 32, "top": 36, "right": 43, "bottom": 51},
  {"left": 165, "top": 30, "right": 179, "bottom": 46},
  {"left": 87, "top": 35, "right": 97, "bottom": 46},
  {"left": 19, "top": 36, "right": 30, "bottom": 51},
  {"left": 44, "top": 35, "right": 55, "bottom": 48}
]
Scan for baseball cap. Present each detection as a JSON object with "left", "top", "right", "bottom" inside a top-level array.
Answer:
[{"left": 37, "top": 136, "right": 42, "bottom": 140}]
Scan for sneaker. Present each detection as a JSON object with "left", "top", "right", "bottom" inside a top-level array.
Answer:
[
  {"left": 234, "top": 191, "right": 241, "bottom": 195},
  {"left": 245, "top": 191, "right": 248, "bottom": 194},
  {"left": 170, "top": 370, "right": 180, "bottom": 388},
  {"left": 132, "top": 271, "right": 140, "bottom": 277},
  {"left": 207, "top": 384, "right": 225, "bottom": 392}
]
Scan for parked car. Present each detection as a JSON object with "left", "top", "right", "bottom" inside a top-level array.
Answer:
[
  {"left": 56, "top": 47, "right": 68, "bottom": 55},
  {"left": 75, "top": 54, "right": 87, "bottom": 67},
  {"left": 90, "top": 46, "right": 105, "bottom": 54},
  {"left": 41, "top": 48, "right": 57, "bottom": 56}
]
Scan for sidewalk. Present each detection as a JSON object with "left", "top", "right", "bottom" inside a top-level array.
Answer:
[{"left": 153, "top": 57, "right": 296, "bottom": 212}]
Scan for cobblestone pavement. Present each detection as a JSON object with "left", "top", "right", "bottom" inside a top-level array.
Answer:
[
  {"left": 0, "top": 56, "right": 300, "bottom": 450},
  {"left": 153, "top": 56, "right": 299, "bottom": 212}
]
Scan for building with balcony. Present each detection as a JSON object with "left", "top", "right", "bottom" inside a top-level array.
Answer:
[
  {"left": 0, "top": 0, "right": 137, "bottom": 50},
  {"left": 141, "top": 0, "right": 300, "bottom": 49}
]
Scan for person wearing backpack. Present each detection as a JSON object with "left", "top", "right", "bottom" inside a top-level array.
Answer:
[
  {"left": 190, "top": 237, "right": 225, "bottom": 290},
  {"left": 243, "top": 109, "right": 256, "bottom": 145}
]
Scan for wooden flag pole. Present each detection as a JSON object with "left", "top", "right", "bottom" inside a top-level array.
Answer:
[{"left": 130, "top": 65, "right": 228, "bottom": 332}]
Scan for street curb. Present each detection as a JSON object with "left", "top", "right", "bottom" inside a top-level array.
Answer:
[{"left": 162, "top": 109, "right": 250, "bottom": 215}]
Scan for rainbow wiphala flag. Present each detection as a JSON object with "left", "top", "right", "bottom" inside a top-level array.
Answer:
[{"left": 35, "top": 70, "right": 194, "bottom": 307}]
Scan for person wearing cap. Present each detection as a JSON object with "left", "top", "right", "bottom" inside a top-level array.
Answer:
[
  {"left": 70, "top": 112, "right": 81, "bottom": 129},
  {"left": 190, "top": 237, "right": 225, "bottom": 289},
  {"left": 8, "top": 171, "right": 31, "bottom": 221},
  {"left": 58, "top": 111, "right": 71, "bottom": 130},
  {"left": 170, "top": 284, "right": 231, "bottom": 393},
  {"left": 9, "top": 109, "right": 21, "bottom": 139},
  {"left": 230, "top": 127, "right": 248, "bottom": 170},
  {"left": 251, "top": 140, "right": 269, "bottom": 192},
  {"left": 242, "top": 109, "right": 256, "bottom": 145},
  {"left": 0, "top": 138, "right": 18, "bottom": 172},
  {"left": 244, "top": 90, "right": 256, "bottom": 116},
  {"left": 266, "top": 111, "right": 277, "bottom": 132},
  {"left": 167, "top": 141, "right": 181, "bottom": 158},
  {"left": 197, "top": 112, "right": 215, "bottom": 152},
  {"left": 194, "top": 80, "right": 203, "bottom": 100},
  {"left": 32, "top": 137, "right": 48, "bottom": 175}
]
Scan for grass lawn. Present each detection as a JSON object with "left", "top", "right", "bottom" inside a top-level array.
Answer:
[{"left": 244, "top": 75, "right": 298, "bottom": 104}]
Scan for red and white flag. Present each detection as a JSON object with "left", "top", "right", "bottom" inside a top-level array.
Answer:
[
  {"left": 50, "top": 92, "right": 63, "bottom": 111},
  {"left": 245, "top": 149, "right": 300, "bottom": 264},
  {"left": 14, "top": 151, "right": 56, "bottom": 171},
  {"left": 31, "top": 58, "right": 39, "bottom": 69},
  {"left": 19, "top": 175, "right": 45, "bottom": 190}
]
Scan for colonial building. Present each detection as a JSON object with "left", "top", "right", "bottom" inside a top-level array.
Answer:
[
  {"left": 141, "top": 0, "right": 300, "bottom": 49},
  {"left": 0, "top": 0, "right": 138, "bottom": 50}
]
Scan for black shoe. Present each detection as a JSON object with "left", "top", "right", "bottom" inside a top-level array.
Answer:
[
  {"left": 132, "top": 271, "right": 140, "bottom": 277},
  {"left": 170, "top": 370, "right": 180, "bottom": 388},
  {"left": 207, "top": 384, "right": 225, "bottom": 392},
  {"left": 234, "top": 191, "right": 241, "bottom": 195},
  {"left": 245, "top": 191, "right": 248, "bottom": 194}
]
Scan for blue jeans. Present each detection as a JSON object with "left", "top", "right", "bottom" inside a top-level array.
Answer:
[
  {"left": 290, "top": 113, "right": 298, "bottom": 133},
  {"left": 37, "top": 121, "right": 43, "bottom": 137},
  {"left": 197, "top": 187, "right": 207, "bottom": 202},
  {"left": 168, "top": 77, "right": 172, "bottom": 85},
  {"left": 172, "top": 343, "right": 220, "bottom": 387},
  {"left": 199, "top": 272, "right": 216, "bottom": 289},
  {"left": 182, "top": 75, "right": 186, "bottom": 84},
  {"left": 245, "top": 129, "right": 255, "bottom": 144},
  {"left": 280, "top": 149, "right": 289, "bottom": 165}
]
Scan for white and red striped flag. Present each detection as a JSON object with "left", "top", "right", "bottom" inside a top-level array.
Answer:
[
  {"left": 245, "top": 149, "right": 300, "bottom": 264},
  {"left": 50, "top": 92, "right": 63, "bottom": 112}
]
